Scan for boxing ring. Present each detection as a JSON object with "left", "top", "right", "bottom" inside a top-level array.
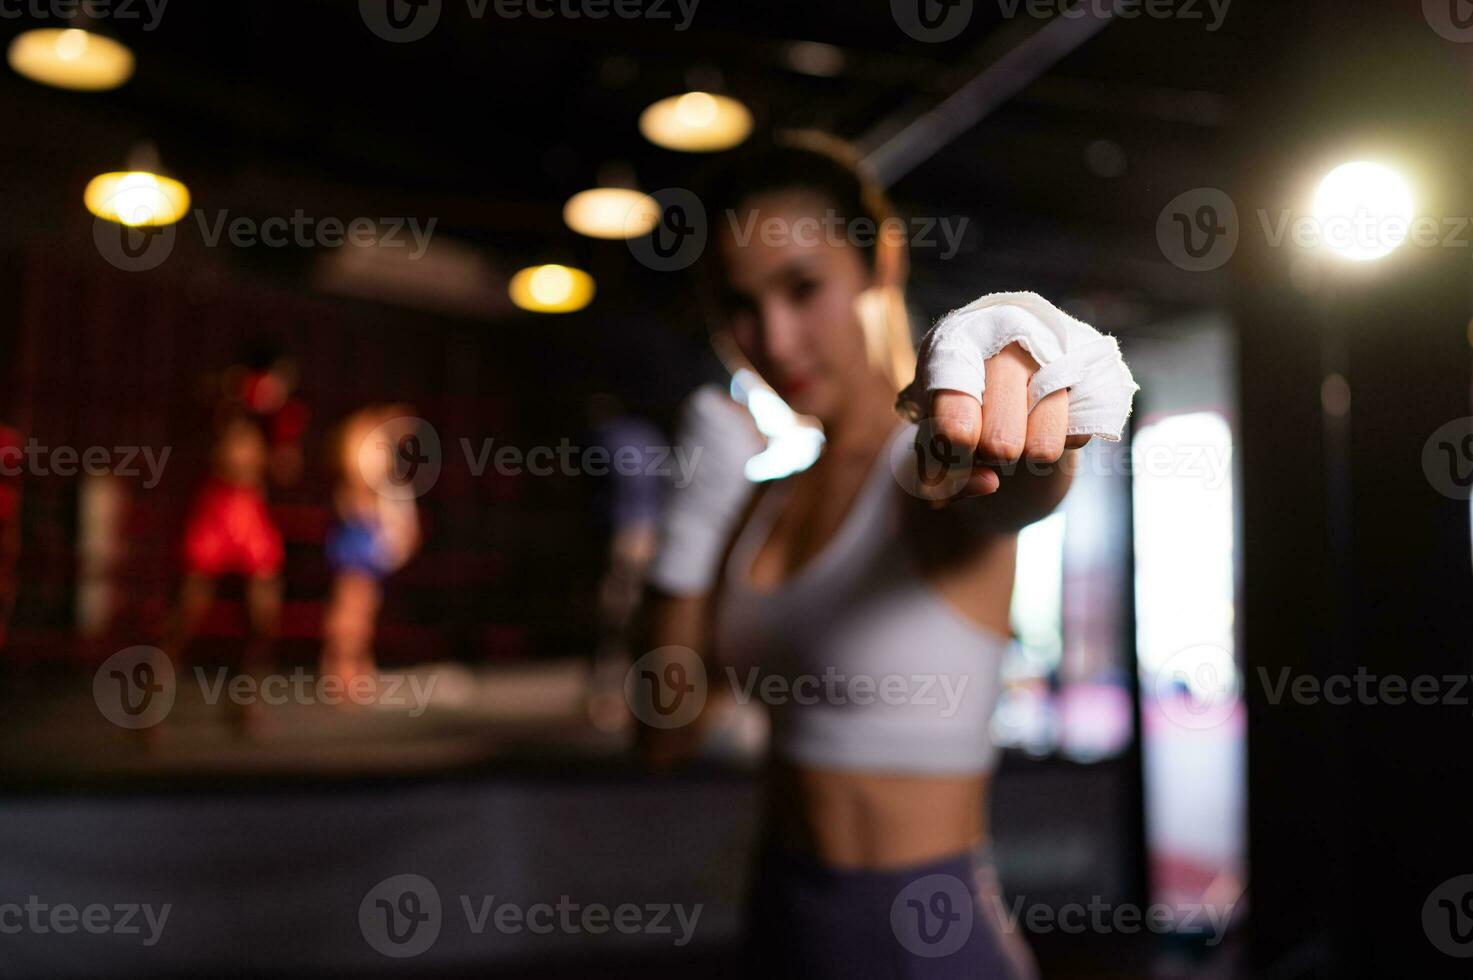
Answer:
[{"left": 0, "top": 659, "right": 1140, "bottom": 977}]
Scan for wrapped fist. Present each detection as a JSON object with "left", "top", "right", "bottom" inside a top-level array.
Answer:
[{"left": 896, "top": 292, "right": 1138, "bottom": 498}]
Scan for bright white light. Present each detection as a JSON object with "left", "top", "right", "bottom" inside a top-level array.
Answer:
[
  {"left": 84, "top": 170, "right": 191, "bottom": 227},
  {"left": 675, "top": 92, "right": 718, "bottom": 128},
  {"left": 730, "top": 369, "right": 824, "bottom": 481},
  {"left": 1312, "top": 161, "right": 1414, "bottom": 262},
  {"left": 639, "top": 92, "right": 753, "bottom": 153},
  {"left": 54, "top": 28, "right": 88, "bottom": 61},
  {"left": 562, "top": 187, "right": 659, "bottom": 240},
  {"left": 1133, "top": 411, "right": 1236, "bottom": 694},
  {"left": 1010, "top": 512, "right": 1066, "bottom": 662}
]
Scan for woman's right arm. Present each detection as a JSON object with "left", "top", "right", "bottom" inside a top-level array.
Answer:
[
  {"left": 632, "top": 385, "right": 764, "bottom": 769},
  {"left": 631, "top": 588, "right": 717, "bottom": 769}
]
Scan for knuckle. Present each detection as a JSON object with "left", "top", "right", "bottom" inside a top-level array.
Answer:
[
  {"left": 979, "top": 430, "right": 1025, "bottom": 461},
  {"left": 1024, "top": 436, "right": 1064, "bottom": 463},
  {"left": 932, "top": 413, "right": 977, "bottom": 447}
]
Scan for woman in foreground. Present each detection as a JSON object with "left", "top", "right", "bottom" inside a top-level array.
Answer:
[{"left": 637, "top": 135, "right": 1137, "bottom": 979}]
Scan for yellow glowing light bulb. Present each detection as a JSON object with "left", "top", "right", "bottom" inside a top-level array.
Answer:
[
  {"left": 54, "top": 28, "right": 88, "bottom": 62},
  {"left": 563, "top": 187, "right": 659, "bottom": 239},
  {"left": 84, "top": 171, "right": 192, "bottom": 226},
  {"left": 7, "top": 27, "right": 135, "bottom": 91},
  {"left": 675, "top": 91, "right": 719, "bottom": 129},
  {"left": 508, "top": 264, "right": 596, "bottom": 313},
  {"left": 639, "top": 92, "right": 753, "bottom": 152},
  {"left": 530, "top": 265, "right": 573, "bottom": 305}
]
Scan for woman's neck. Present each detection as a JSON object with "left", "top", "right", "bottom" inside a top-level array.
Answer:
[{"left": 820, "top": 371, "right": 901, "bottom": 459}]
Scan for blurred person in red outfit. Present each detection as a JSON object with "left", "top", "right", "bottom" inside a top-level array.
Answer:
[
  {"left": 152, "top": 348, "right": 307, "bottom": 738},
  {"left": 156, "top": 412, "right": 283, "bottom": 736}
]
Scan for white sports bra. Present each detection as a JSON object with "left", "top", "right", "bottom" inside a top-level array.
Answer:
[{"left": 713, "top": 423, "right": 1010, "bottom": 776}]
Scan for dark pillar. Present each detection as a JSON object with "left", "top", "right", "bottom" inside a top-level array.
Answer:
[{"left": 1237, "top": 4, "right": 1473, "bottom": 976}]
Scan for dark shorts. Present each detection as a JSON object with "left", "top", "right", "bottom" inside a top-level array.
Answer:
[
  {"left": 325, "top": 520, "right": 392, "bottom": 580},
  {"left": 744, "top": 844, "right": 1028, "bottom": 980}
]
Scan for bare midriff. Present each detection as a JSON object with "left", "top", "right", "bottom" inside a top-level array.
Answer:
[
  {"left": 739, "top": 432, "right": 1012, "bottom": 872},
  {"left": 764, "top": 761, "right": 990, "bottom": 870}
]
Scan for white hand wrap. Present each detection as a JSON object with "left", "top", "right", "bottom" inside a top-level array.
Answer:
[
  {"left": 646, "top": 385, "right": 765, "bottom": 597},
  {"left": 896, "top": 291, "right": 1139, "bottom": 442}
]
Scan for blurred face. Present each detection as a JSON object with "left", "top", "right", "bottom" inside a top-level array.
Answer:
[
  {"left": 713, "top": 191, "right": 876, "bottom": 421},
  {"left": 216, "top": 419, "right": 267, "bottom": 484},
  {"left": 348, "top": 413, "right": 385, "bottom": 487}
]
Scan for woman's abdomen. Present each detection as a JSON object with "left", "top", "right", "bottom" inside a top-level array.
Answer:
[{"left": 766, "top": 762, "right": 992, "bottom": 870}]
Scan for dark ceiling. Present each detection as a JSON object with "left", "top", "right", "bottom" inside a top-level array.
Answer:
[{"left": 0, "top": 1, "right": 1418, "bottom": 327}]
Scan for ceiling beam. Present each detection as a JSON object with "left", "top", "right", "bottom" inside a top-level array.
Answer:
[{"left": 860, "top": 6, "right": 1115, "bottom": 187}]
